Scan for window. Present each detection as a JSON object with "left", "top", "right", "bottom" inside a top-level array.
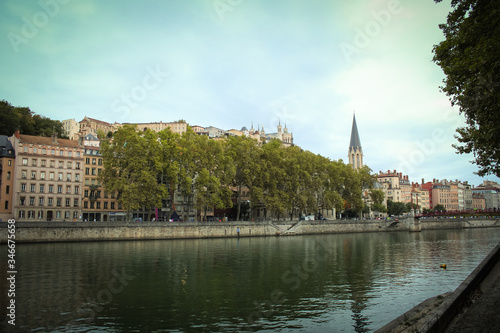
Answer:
[
  {"left": 76, "top": 162, "right": 80, "bottom": 169},
  {"left": 49, "top": 172, "right": 54, "bottom": 180},
  {"left": 92, "top": 158, "right": 96, "bottom": 165},
  {"left": 75, "top": 174, "right": 80, "bottom": 182},
  {"left": 39, "top": 197, "right": 44, "bottom": 206},
  {"left": 85, "top": 158, "right": 90, "bottom": 164},
  {"left": 6, "top": 171, "right": 11, "bottom": 180},
  {"left": 31, "top": 171, "right": 36, "bottom": 179},
  {"left": 67, "top": 174, "right": 72, "bottom": 181},
  {"left": 84, "top": 201, "right": 88, "bottom": 209},
  {"left": 111, "top": 202, "right": 115, "bottom": 209},
  {"left": 42, "top": 148, "right": 46, "bottom": 154},
  {"left": 39, "top": 184, "right": 45, "bottom": 193},
  {"left": 33, "top": 147, "right": 37, "bottom": 153},
  {"left": 8, "top": 160, "right": 11, "bottom": 166},
  {"left": 84, "top": 190, "right": 89, "bottom": 197},
  {"left": 74, "top": 198, "right": 79, "bottom": 207},
  {"left": 48, "top": 185, "right": 54, "bottom": 193},
  {"left": 91, "top": 168, "right": 96, "bottom": 175},
  {"left": 68, "top": 150, "right": 73, "bottom": 157},
  {"left": 40, "top": 171, "right": 46, "bottom": 180},
  {"left": 85, "top": 168, "right": 90, "bottom": 175},
  {"left": 32, "top": 159, "right": 37, "bottom": 166},
  {"left": 66, "top": 186, "right": 71, "bottom": 194},
  {"left": 98, "top": 158, "right": 103, "bottom": 166},
  {"left": 30, "top": 184, "right": 36, "bottom": 192},
  {"left": 48, "top": 198, "right": 53, "bottom": 206},
  {"left": 76, "top": 151, "right": 80, "bottom": 157},
  {"left": 18, "top": 210, "right": 25, "bottom": 219},
  {"left": 59, "top": 150, "right": 64, "bottom": 156},
  {"left": 96, "top": 202, "right": 101, "bottom": 209},
  {"left": 20, "top": 197, "right": 25, "bottom": 206},
  {"left": 21, "top": 170, "right": 27, "bottom": 179},
  {"left": 65, "top": 211, "right": 70, "bottom": 219},
  {"left": 104, "top": 202, "right": 108, "bottom": 209},
  {"left": 56, "top": 198, "right": 62, "bottom": 207},
  {"left": 4, "top": 201, "right": 8, "bottom": 210},
  {"left": 57, "top": 185, "right": 63, "bottom": 193},
  {"left": 24, "top": 146, "right": 28, "bottom": 152},
  {"left": 97, "top": 190, "right": 101, "bottom": 198},
  {"left": 21, "top": 183, "right": 26, "bottom": 192},
  {"left": 90, "top": 201, "right": 95, "bottom": 209},
  {"left": 38, "top": 210, "right": 43, "bottom": 219},
  {"left": 74, "top": 186, "right": 79, "bottom": 194},
  {"left": 50, "top": 160, "right": 55, "bottom": 167},
  {"left": 73, "top": 211, "right": 78, "bottom": 219},
  {"left": 67, "top": 162, "right": 72, "bottom": 169},
  {"left": 56, "top": 211, "right": 61, "bottom": 219},
  {"left": 28, "top": 210, "right": 35, "bottom": 219},
  {"left": 59, "top": 161, "right": 64, "bottom": 168},
  {"left": 65, "top": 198, "right": 70, "bottom": 207},
  {"left": 5, "top": 185, "right": 9, "bottom": 194},
  {"left": 29, "top": 197, "right": 35, "bottom": 206},
  {"left": 58, "top": 173, "right": 63, "bottom": 181},
  {"left": 22, "top": 158, "right": 28, "bottom": 166},
  {"left": 51, "top": 149, "right": 55, "bottom": 155}
]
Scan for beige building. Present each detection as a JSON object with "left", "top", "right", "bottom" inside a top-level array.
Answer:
[
  {"left": 82, "top": 145, "right": 124, "bottom": 221},
  {"left": 62, "top": 118, "right": 79, "bottom": 140},
  {"left": 9, "top": 132, "right": 84, "bottom": 221},
  {"left": 129, "top": 121, "right": 188, "bottom": 135},
  {"left": 0, "top": 136, "right": 16, "bottom": 220},
  {"left": 472, "top": 193, "right": 486, "bottom": 210},
  {"left": 79, "top": 116, "right": 117, "bottom": 138},
  {"left": 377, "top": 170, "right": 412, "bottom": 203}
]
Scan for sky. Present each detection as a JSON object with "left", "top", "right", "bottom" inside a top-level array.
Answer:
[{"left": 1, "top": 0, "right": 498, "bottom": 187}]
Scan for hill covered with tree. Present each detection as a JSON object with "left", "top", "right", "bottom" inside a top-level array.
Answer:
[{"left": 0, "top": 100, "right": 67, "bottom": 138}]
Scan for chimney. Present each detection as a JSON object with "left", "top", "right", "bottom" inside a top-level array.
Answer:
[
  {"left": 422, "top": 178, "right": 424, "bottom": 184},
  {"left": 51, "top": 132, "right": 58, "bottom": 144}
]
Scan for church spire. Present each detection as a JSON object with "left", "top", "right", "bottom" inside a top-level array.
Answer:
[{"left": 348, "top": 113, "right": 363, "bottom": 169}]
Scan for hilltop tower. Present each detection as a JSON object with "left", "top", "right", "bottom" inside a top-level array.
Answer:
[{"left": 348, "top": 113, "right": 363, "bottom": 169}]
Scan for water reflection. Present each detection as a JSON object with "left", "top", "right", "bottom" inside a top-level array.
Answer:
[{"left": 0, "top": 228, "right": 499, "bottom": 332}]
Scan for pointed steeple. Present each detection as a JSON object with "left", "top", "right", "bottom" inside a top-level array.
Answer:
[
  {"left": 349, "top": 113, "right": 361, "bottom": 149},
  {"left": 348, "top": 113, "right": 363, "bottom": 169}
]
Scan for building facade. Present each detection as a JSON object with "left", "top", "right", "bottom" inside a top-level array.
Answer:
[
  {"left": 9, "top": 133, "right": 84, "bottom": 221},
  {"left": 0, "top": 136, "right": 16, "bottom": 220}
]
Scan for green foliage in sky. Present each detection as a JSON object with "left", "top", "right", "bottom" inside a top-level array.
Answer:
[
  {"left": 0, "top": 100, "right": 67, "bottom": 138},
  {"left": 433, "top": 0, "right": 500, "bottom": 177},
  {"left": 100, "top": 126, "right": 371, "bottom": 220}
]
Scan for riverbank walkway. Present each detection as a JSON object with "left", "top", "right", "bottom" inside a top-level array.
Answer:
[
  {"left": 376, "top": 242, "right": 500, "bottom": 333},
  {"left": 442, "top": 250, "right": 500, "bottom": 333}
]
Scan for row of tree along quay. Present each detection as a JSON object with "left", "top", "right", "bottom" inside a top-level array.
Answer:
[{"left": 98, "top": 125, "right": 375, "bottom": 222}]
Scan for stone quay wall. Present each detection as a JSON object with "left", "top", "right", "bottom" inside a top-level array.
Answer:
[{"left": 0, "top": 217, "right": 498, "bottom": 244}]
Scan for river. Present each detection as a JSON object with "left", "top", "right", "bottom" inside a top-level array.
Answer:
[{"left": 1, "top": 228, "right": 500, "bottom": 332}]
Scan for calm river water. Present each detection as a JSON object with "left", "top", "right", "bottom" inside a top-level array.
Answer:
[{"left": 1, "top": 228, "right": 500, "bottom": 332}]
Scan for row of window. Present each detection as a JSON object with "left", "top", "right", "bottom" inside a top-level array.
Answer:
[
  {"left": 19, "top": 196, "right": 79, "bottom": 207},
  {"left": 22, "top": 145, "right": 81, "bottom": 157},
  {"left": 21, "top": 170, "right": 81, "bottom": 181},
  {"left": 83, "top": 200, "right": 122, "bottom": 210},
  {"left": 20, "top": 183, "right": 80, "bottom": 194},
  {"left": 84, "top": 157, "right": 103, "bottom": 165},
  {"left": 18, "top": 210, "right": 79, "bottom": 220},
  {"left": 22, "top": 158, "right": 81, "bottom": 169}
]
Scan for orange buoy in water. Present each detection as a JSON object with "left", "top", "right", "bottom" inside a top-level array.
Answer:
[{"left": 440, "top": 264, "right": 447, "bottom": 269}]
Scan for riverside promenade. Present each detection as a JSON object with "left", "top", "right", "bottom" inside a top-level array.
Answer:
[{"left": 376, "top": 242, "right": 500, "bottom": 333}]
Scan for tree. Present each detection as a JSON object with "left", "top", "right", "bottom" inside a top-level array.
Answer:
[
  {"left": 99, "top": 125, "right": 167, "bottom": 216},
  {"left": 387, "top": 200, "right": 408, "bottom": 216},
  {"left": 433, "top": 204, "right": 447, "bottom": 212},
  {"left": 433, "top": 0, "right": 500, "bottom": 177}
]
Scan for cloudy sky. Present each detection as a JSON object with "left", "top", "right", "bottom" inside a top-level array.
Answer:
[{"left": 1, "top": 0, "right": 497, "bottom": 186}]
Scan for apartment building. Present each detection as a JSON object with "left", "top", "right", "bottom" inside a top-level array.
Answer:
[
  {"left": 377, "top": 170, "right": 412, "bottom": 203},
  {"left": 81, "top": 146, "right": 124, "bottom": 221},
  {"left": 0, "top": 136, "right": 15, "bottom": 220},
  {"left": 129, "top": 121, "right": 188, "bottom": 135},
  {"left": 9, "top": 132, "right": 84, "bottom": 221}
]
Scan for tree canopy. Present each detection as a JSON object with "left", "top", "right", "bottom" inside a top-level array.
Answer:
[
  {"left": 0, "top": 100, "right": 67, "bottom": 138},
  {"left": 99, "top": 126, "right": 371, "bottom": 220},
  {"left": 432, "top": 0, "right": 500, "bottom": 177}
]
